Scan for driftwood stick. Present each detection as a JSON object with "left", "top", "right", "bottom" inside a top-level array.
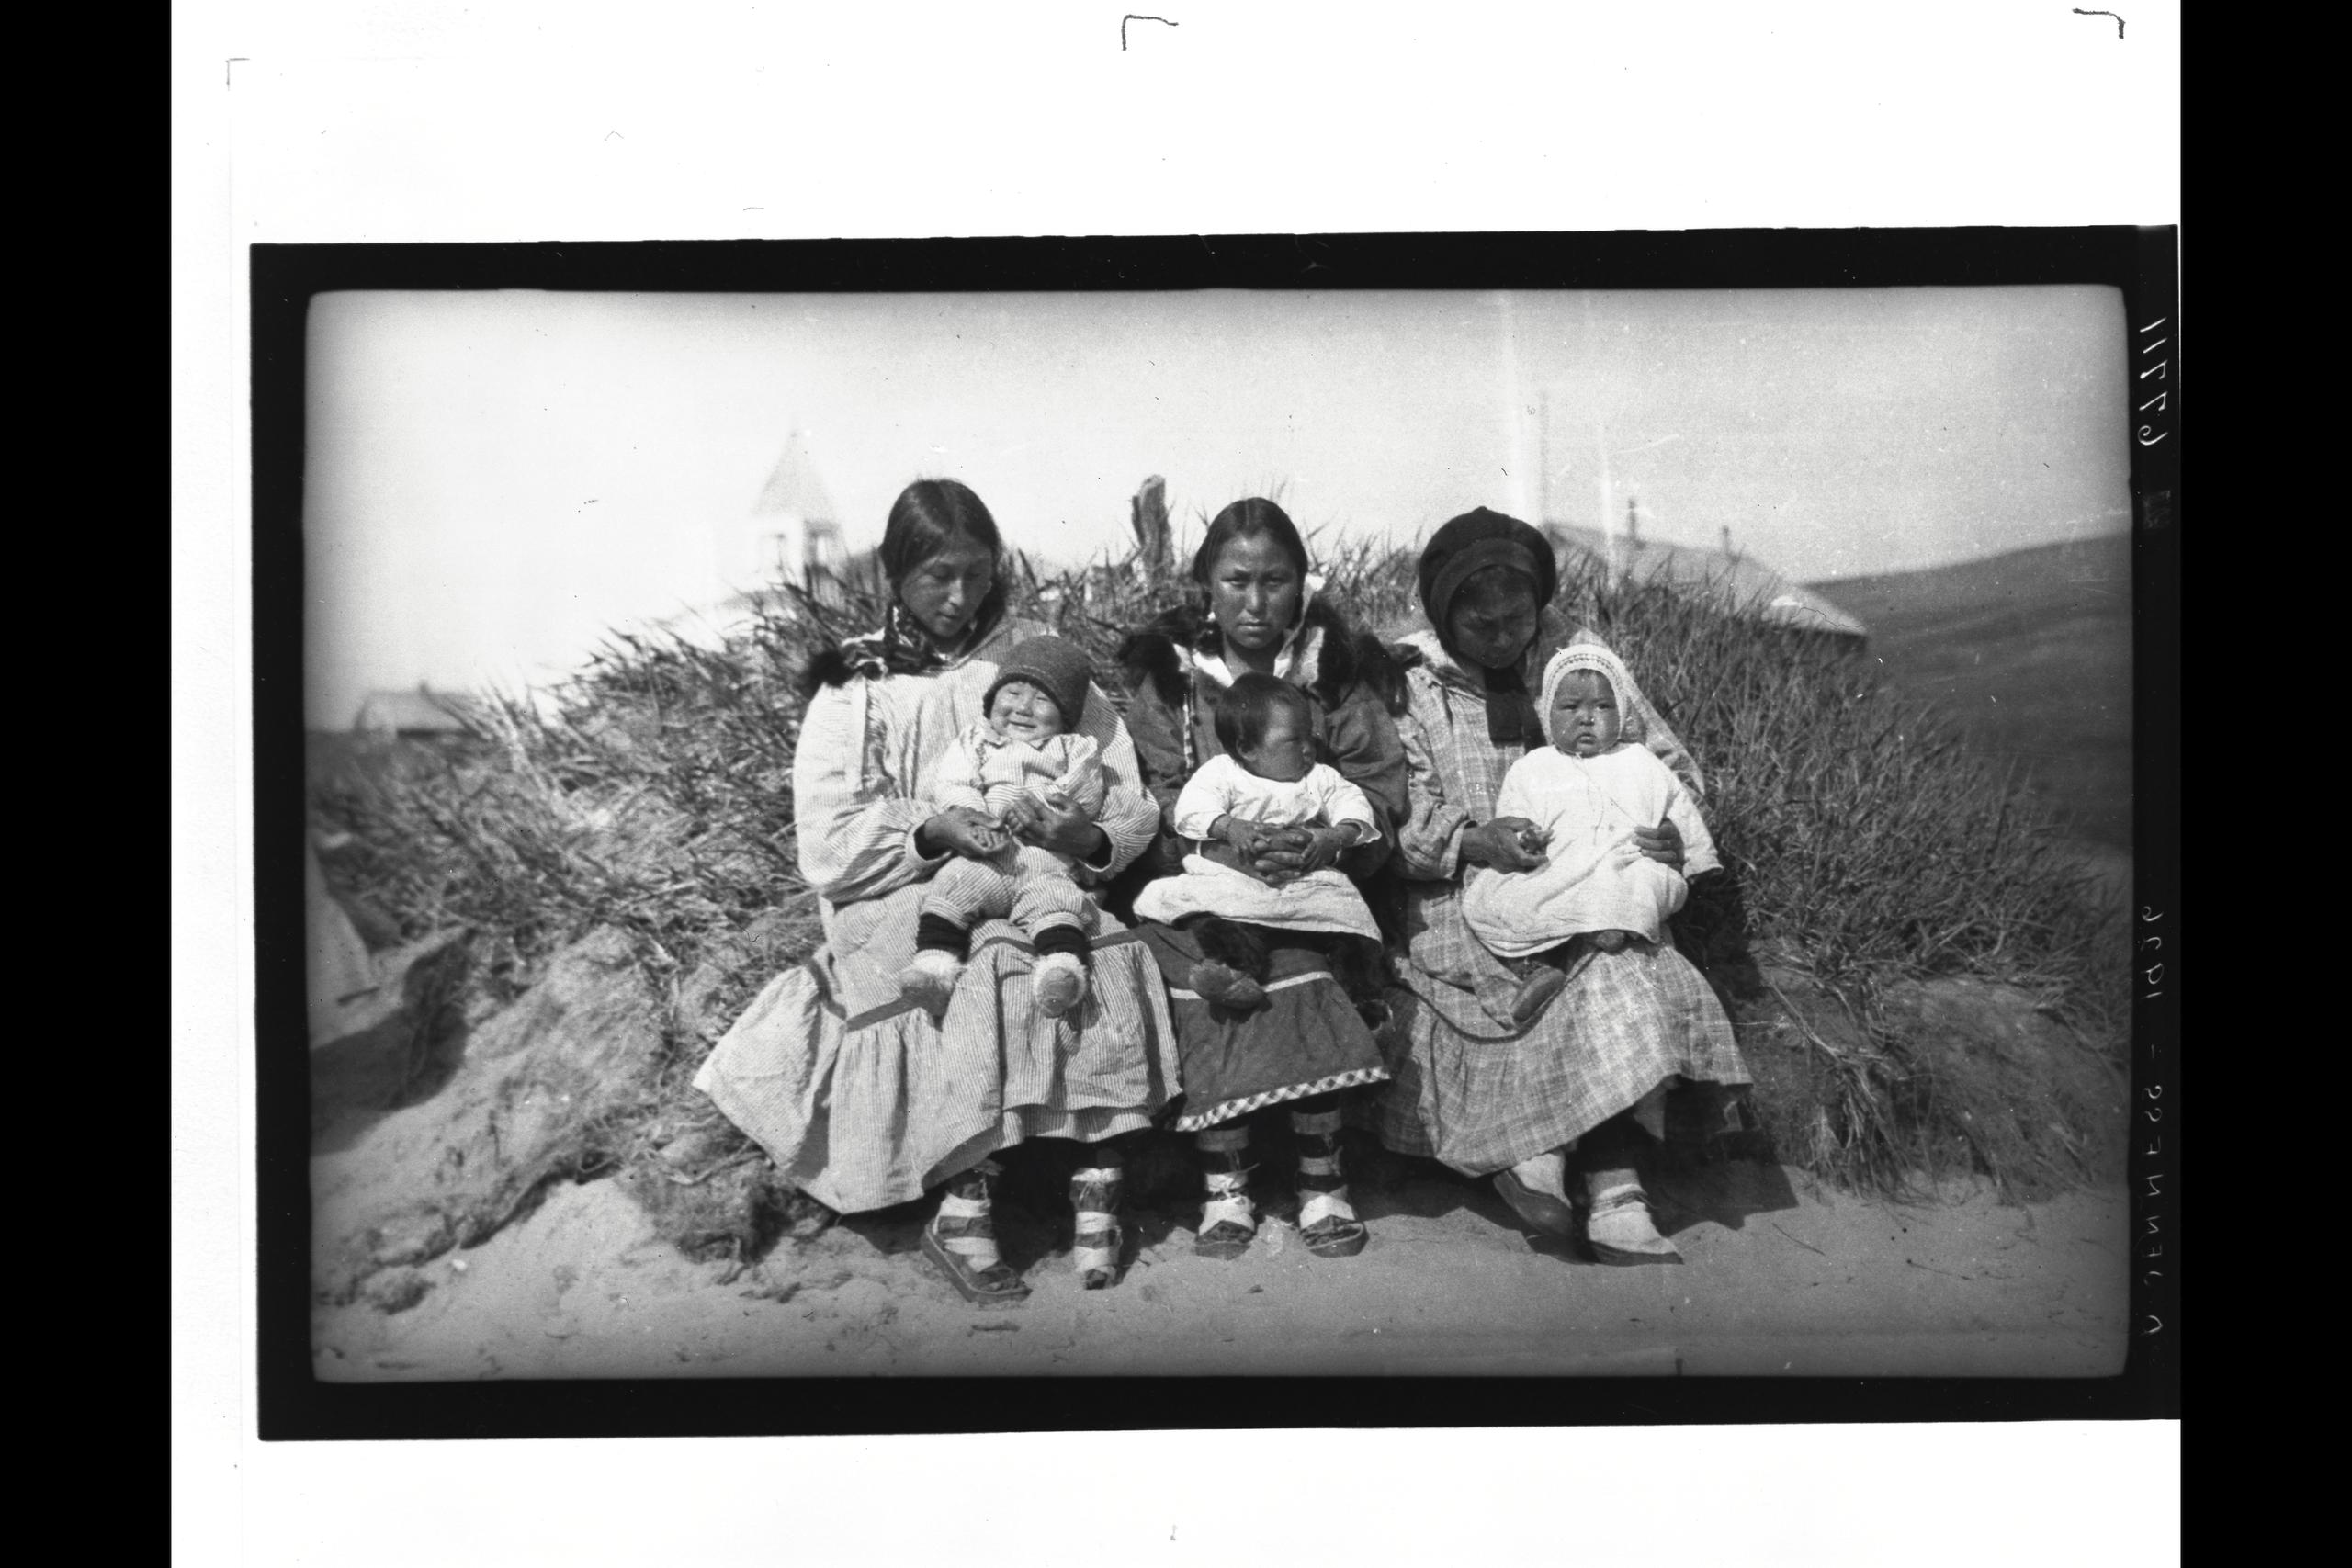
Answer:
[{"left": 1130, "top": 475, "right": 1170, "bottom": 577}]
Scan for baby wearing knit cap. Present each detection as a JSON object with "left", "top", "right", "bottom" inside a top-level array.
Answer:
[
  {"left": 901, "top": 635, "right": 1111, "bottom": 1019},
  {"left": 1462, "top": 642, "right": 1722, "bottom": 1023}
]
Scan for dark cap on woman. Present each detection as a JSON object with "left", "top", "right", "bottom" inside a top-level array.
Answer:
[{"left": 1417, "top": 507, "right": 1557, "bottom": 635}]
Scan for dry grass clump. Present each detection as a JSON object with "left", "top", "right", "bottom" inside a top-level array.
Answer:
[
  {"left": 1567, "top": 555, "right": 2123, "bottom": 1195},
  {"left": 311, "top": 525, "right": 2123, "bottom": 1247}
]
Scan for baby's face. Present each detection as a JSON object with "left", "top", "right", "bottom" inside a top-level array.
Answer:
[
  {"left": 1550, "top": 670, "right": 1622, "bottom": 758},
  {"left": 1240, "top": 706, "right": 1312, "bottom": 784},
  {"left": 987, "top": 679, "right": 1067, "bottom": 743}
]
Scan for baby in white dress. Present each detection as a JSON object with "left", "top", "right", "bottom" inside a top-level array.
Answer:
[
  {"left": 1132, "top": 672, "right": 1383, "bottom": 1009},
  {"left": 901, "top": 635, "right": 1111, "bottom": 1018},
  {"left": 1462, "top": 642, "right": 1720, "bottom": 1021}
]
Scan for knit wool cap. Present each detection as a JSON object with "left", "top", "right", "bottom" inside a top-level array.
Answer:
[
  {"left": 1540, "top": 642, "right": 1643, "bottom": 749},
  {"left": 984, "top": 634, "right": 1094, "bottom": 728}
]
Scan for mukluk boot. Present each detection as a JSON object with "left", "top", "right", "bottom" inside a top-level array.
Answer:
[
  {"left": 897, "top": 946, "right": 965, "bottom": 1018},
  {"left": 921, "top": 1159, "right": 1031, "bottom": 1305},
  {"left": 1290, "top": 1105, "right": 1368, "bottom": 1258},
  {"left": 1069, "top": 1153, "right": 1125, "bottom": 1289},
  {"left": 1193, "top": 1124, "right": 1257, "bottom": 1260},
  {"left": 1583, "top": 1180, "right": 1683, "bottom": 1266}
]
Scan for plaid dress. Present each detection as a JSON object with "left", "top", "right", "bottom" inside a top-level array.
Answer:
[{"left": 1378, "top": 626, "right": 1751, "bottom": 1175}]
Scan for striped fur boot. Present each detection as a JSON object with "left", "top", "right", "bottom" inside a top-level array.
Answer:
[
  {"left": 1193, "top": 1124, "right": 1257, "bottom": 1260},
  {"left": 1069, "top": 1153, "right": 1125, "bottom": 1289},
  {"left": 1291, "top": 1105, "right": 1369, "bottom": 1258},
  {"left": 920, "top": 1159, "right": 1030, "bottom": 1306}
]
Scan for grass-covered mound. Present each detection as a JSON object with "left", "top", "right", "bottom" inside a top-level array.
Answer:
[{"left": 309, "top": 543, "right": 2125, "bottom": 1268}]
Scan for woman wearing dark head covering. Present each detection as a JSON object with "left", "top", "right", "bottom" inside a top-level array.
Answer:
[
  {"left": 1379, "top": 508, "right": 1750, "bottom": 1263},
  {"left": 695, "top": 479, "right": 1181, "bottom": 1304}
]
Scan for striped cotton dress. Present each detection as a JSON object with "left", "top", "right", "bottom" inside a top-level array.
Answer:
[
  {"left": 693, "top": 617, "right": 1183, "bottom": 1215},
  {"left": 1378, "top": 626, "right": 1751, "bottom": 1175}
]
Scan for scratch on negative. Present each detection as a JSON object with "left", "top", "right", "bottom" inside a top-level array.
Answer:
[
  {"left": 2071, "top": 8, "right": 2124, "bottom": 36},
  {"left": 1770, "top": 1221, "right": 1826, "bottom": 1258},
  {"left": 1122, "top": 14, "right": 1178, "bottom": 51}
]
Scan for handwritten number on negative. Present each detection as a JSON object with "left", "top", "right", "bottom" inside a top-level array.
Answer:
[{"left": 2072, "top": 9, "right": 2125, "bottom": 37}]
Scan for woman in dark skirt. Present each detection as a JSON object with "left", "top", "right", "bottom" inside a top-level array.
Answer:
[{"left": 1114, "top": 498, "right": 1408, "bottom": 1259}]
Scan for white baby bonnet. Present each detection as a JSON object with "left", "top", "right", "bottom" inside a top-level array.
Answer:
[{"left": 1538, "top": 641, "right": 1649, "bottom": 749}]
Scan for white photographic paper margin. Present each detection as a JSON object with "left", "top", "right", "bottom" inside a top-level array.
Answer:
[{"left": 172, "top": 4, "right": 2181, "bottom": 1562}]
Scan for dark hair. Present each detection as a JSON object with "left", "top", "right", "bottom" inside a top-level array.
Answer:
[
  {"left": 1213, "top": 671, "right": 1311, "bottom": 757},
  {"left": 1191, "top": 497, "right": 1310, "bottom": 594},
  {"left": 876, "top": 478, "right": 1008, "bottom": 638}
]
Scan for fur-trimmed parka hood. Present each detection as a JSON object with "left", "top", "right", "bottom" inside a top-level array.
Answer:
[{"left": 1116, "top": 596, "right": 1403, "bottom": 715}]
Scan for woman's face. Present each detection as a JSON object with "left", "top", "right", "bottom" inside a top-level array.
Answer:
[
  {"left": 1446, "top": 567, "right": 1542, "bottom": 671},
  {"left": 899, "top": 535, "right": 997, "bottom": 643},
  {"left": 1205, "top": 533, "right": 1304, "bottom": 654}
]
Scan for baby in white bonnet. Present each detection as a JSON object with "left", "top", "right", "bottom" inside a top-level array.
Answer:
[{"left": 1462, "top": 641, "right": 1722, "bottom": 1021}]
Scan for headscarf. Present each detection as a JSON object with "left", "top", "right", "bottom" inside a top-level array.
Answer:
[
  {"left": 1539, "top": 641, "right": 1648, "bottom": 751},
  {"left": 1416, "top": 508, "right": 1557, "bottom": 744}
]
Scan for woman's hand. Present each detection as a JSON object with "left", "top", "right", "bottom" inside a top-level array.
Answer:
[
  {"left": 922, "top": 807, "right": 1010, "bottom": 862},
  {"left": 1012, "top": 790, "right": 1110, "bottom": 863},
  {"left": 1460, "top": 817, "right": 1550, "bottom": 873},
  {"left": 1248, "top": 826, "right": 1316, "bottom": 886},
  {"left": 1632, "top": 815, "right": 1684, "bottom": 870},
  {"left": 1194, "top": 837, "right": 1278, "bottom": 884}
]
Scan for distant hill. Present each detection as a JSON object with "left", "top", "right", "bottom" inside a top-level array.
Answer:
[{"left": 1811, "top": 533, "right": 2133, "bottom": 850}]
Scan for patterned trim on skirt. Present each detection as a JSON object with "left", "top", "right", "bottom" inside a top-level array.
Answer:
[{"left": 1135, "top": 921, "right": 1391, "bottom": 1132}]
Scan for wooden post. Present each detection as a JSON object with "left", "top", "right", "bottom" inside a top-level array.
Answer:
[{"left": 1131, "top": 475, "right": 1170, "bottom": 577}]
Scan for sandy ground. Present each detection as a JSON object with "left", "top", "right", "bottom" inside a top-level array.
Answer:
[
  {"left": 313, "top": 1152, "right": 2126, "bottom": 1382},
  {"left": 311, "top": 828, "right": 2135, "bottom": 1386}
]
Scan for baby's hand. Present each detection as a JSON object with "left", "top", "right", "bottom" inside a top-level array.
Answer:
[
  {"left": 999, "top": 794, "right": 1043, "bottom": 836},
  {"left": 1216, "top": 815, "right": 1276, "bottom": 860}
]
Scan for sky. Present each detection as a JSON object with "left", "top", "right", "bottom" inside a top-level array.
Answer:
[{"left": 304, "top": 286, "right": 2132, "bottom": 727}]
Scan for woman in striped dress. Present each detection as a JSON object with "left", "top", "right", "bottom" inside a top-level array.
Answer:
[
  {"left": 1380, "top": 508, "right": 1751, "bottom": 1264},
  {"left": 1114, "top": 498, "right": 1408, "bottom": 1261},
  {"left": 695, "top": 479, "right": 1182, "bottom": 1305}
]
